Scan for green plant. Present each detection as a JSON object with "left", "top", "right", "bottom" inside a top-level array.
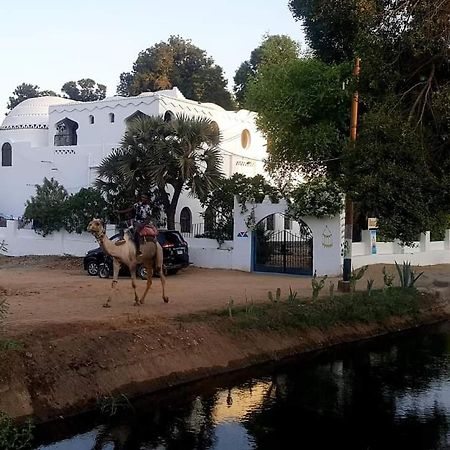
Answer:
[
  {"left": 268, "top": 288, "right": 281, "bottom": 304},
  {"left": 286, "top": 286, "right": 298, "bottom": 304},
  {"left": 367, "top": 279, "right": 375, "bottom": 296},
  {"left": 349, "top": 265, "right": 368, "bottom": 292},
  {"left": 395, "top": 261, "right": 424, "bottom": 288},
  {"left": 382, "top": 266, "right": 395, "bottom": 290},
  {"left": 312, "top": 272, "right": 328, "bottom": 301},
  {"left": 0, "top": 411, "right": 34, "bottom": 450},
  {"left": 228, "top": 297, "right": 234, "bottom": 318},
  {"left": 97, "top": 394, "right": 134, "bottom": 417}
]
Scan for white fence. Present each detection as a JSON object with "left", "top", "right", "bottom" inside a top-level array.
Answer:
[{"left": 1, "top": 216, "right": 450, "bottom": 276}]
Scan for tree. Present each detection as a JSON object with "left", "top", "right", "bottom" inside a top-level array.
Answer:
[
  {"left": 233, "top": 34, "right": 300, "bottom": 107},
  {"left": 64, "top": 188, "right": 108, "bottom": 234},
  {"left": 23, "top": 178, "right": 68, "bottom": 236},
  {"left": 7, "top": 83, "right": 57, "bottom": 110},
  {"left": 246, "top": 57, "right": 352, "bottom": 178},
  {"left": 248, "top": 0, "right": 450, "bottom": 242},
  {"left": 117, "top": 36, "right": 235, "bottom": 109},
  {"left": 61, "top": 78, "right": 106, "bottom": 102},
  {"left": 96, "top": 114, "right": 223, "bottom": 229},
  {"left": 200, "top": 174, "right": 280, "bottom": 241}
]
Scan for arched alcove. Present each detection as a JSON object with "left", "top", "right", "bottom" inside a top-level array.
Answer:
[{"left": 54, "top": 118, "right": 78, "bottom": 146}]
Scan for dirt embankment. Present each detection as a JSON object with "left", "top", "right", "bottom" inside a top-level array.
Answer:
[{"left": 0, "top": 256, "right": 449, "bottom": 423}]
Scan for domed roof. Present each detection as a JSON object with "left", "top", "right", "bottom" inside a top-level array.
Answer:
[{"left": 0, "top": 96, "right": 77, "bottom": 130}]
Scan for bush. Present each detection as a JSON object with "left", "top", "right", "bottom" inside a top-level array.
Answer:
[
  {"left": 23, "top": 178, "right": 68, "bottom": 236},
  {"left": 0, "top": 412, "right": 33, "bottom": 450}
]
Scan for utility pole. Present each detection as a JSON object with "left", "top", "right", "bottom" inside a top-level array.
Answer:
[{"left": 339, "top": 57, "right": 361, "bottom": 292}]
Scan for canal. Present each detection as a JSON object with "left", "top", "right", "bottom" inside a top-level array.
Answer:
[{"left": 35, "top": 321, "right": 450, "bottom": 449}]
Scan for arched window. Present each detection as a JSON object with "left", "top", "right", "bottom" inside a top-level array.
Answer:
[
  {"left": 109, "top": 113, "right": 115, "bottom": 123},
  {"left": 54, "top": 118, "right": 79, "bottom": 146},
  {"left": 209, "top": 121, "right": 220, "bottom": 145},
  {"left": 89, "top": 115, "right": 95, "bottom": 124},
  {"left": 1, "top": 143, "right": 12, "bottom": 167},
  {"left": 284, "top": 215, "right": 291, "bottom": 230},
  {"left": 180, "top": 207, "right": 192, "bottom": 233},
  {"left": 164, "top": 110, "right": 175, "bottom": 123}
]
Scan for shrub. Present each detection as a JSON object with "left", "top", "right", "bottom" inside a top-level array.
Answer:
[{"left": 0, "top": 412, "right": 34, "bottom": 450}]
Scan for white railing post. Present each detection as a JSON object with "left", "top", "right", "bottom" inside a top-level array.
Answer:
[
  {"left": 420, "top": 231, "right": 431, "bottom": 252},
  {"left": 445, "top": 230, "right": 450, "bottom": 250}
]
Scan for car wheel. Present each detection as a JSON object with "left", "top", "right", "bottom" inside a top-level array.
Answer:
[
  {"left": 87, "top": 260, "right": 99, "bottom": 276},
  {"left": 137, "top": 265, "right": 147, "bottom": 280},
  {"left": 98, "top": 263, "right": 110, "bottom": 279}
]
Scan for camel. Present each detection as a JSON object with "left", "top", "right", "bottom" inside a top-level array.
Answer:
[{"left": 87, "top": 219, "right": 168, "bottom": 307}]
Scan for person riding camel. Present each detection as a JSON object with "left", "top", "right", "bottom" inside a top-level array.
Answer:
[{"left": 117, "top": 194, "right": 158, "bottom": 256}]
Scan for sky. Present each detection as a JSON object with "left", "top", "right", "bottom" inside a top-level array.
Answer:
[{"left": 0, "top": 0, "right": 304, "bottom": 117}]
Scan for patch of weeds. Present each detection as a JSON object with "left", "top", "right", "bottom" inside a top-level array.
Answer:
[
  {"left": 97, "top": 394, "right": 134, "bottom": 417},
  {"left": 349, "top": 265, "right": 368, "bottom": 292},
  {"left": 182, "top": 288, "right": 422, "bottom": 333},
  {"left": 311, "top": 272, "right": 327, "bottom": 301},
  {"left": 0, "top": 340, "right": 24, "bottom": 355},
  {"left": 367, "top": 279, "right": 375, "bottom": 296},
  {"left": 383, "top": 266, "right": 395, "bottom": 290},
  {"left": 395, "top": 261, "right": 424, "bottom": 288},
  {"left": 286, "top": 286, "right": 298, "bottom": 305},
  {"left": 0, "top": 411, "right": 34, "bottom": 450},
  {"left": 268, "top": 288, "right": 281, "bottom": 304}
]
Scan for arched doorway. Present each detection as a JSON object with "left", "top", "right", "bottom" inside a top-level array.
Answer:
[{"left": 252, "top": 213, "right": 313, "bottom": 275}]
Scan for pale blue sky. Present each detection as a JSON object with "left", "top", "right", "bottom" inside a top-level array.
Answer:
[{"left": 0, "top": 0, "right": 304, "bottom": 117}]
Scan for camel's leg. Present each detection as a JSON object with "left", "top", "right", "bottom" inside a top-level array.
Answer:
[
  {"left": 157, "top": 246, "right": 169, "bottom": 303},
  {"left": 104, "top": 258, "right": 121, "bottom": 308},
  {"left": 139, "top": 264, "right": 153, "bottom": 305},
  {"left": 129, "top": 263, "right": 140, "bottom": 306}
]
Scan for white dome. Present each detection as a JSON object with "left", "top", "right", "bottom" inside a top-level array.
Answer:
[{"left": 1, "top": 96, "right": 77, "bottom": 130}]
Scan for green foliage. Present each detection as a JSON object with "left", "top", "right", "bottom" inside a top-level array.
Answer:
[
  {"left": 312, "top": 272, "right": 328, "bottom": 301},
  {"left": 64, "top": 188, "right": 109, "bottom": 234},
  {"left": 96, "top": 114, "right": 223, "bottom": 229},
  {"left": 288, "top": 177, "right": 343, "bottom": 218},
  {"left": 382, "top": 266, "right": 395, "bottom": 290},
  {"left": 349, "top": 265, "right": 368, "bottom": 292},
  {"left": 117, "top": 35, "right": 234, "bottom": 109},
  {"left": 182, "top": 288, "right": 421, "bottom": 332},
  {"left": 395, "top": 261, "right": 424, "bottom": 289},
  {"left": 246, "top": 57, "right": 352, "bottom": 178},
  {"left": 0, "top": 412, "right": 34, "bottom": 450},
  {"left": 7, "top": 83, "right": 57, "bottom": 110},
  {"left": 344, "top": 108, "right": 443, "bottom": 244},
  {"left": 23, "top": 178, "right": 68, "bottom": 236},
  {"left": 234, "top": 34, "right": 300, "bottom": 107},
  {"left": 287, "top": 286, "right": 298, "bottom": 305},
  {"left": 61, "top": 78, "right": 106, "bottom": 102},
  {"left": 200, "top": 173, "right": 279, "bottom": 241}
]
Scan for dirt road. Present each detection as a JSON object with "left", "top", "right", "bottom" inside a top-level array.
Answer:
[{"left": 1, "top": 255, "right": 448, "bottom": 333}]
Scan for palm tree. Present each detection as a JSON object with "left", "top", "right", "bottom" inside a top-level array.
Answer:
[{"left": 96, "top": 114, "right": 223, "bottom": 229}]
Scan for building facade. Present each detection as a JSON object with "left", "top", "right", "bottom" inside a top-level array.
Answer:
[{"left": 0, "top": 88, "right": 267, "bottom": 229}]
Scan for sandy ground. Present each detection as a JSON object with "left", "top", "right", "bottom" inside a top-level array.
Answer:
[
  {"left": 1, "top": 255, "right": 449, "bottom": 421},
  {"left": 1, "top": 255, "right": 448, "bottom": 333}
]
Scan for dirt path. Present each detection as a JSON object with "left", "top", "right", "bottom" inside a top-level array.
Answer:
[
  {"left": 1, "top": 255, "right": 448, "bottom": 333},
  {"left": 1, "top": 255, "right": 449, "bottom": 421}
]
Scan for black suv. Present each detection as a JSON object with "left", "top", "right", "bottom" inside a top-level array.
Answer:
[{"left": 83, "top": 230, "right": 189, "bottom": 279}]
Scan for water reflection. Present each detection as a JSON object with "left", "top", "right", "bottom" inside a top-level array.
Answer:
[{"left": 37, "top": 322, "right": 450, "bottom": 450}]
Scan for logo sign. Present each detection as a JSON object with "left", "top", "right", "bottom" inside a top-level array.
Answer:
[{"left": 368, "top": 218, "right": 378, "bottom": 229}]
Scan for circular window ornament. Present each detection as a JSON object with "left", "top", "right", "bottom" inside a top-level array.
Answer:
[{"left": 241, "top": 129, "right": 251, "bottom": 149}]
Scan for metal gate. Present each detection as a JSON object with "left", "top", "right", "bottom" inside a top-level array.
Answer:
[{"left": 253, "top": 225, "right": 313, "bottom": 275}]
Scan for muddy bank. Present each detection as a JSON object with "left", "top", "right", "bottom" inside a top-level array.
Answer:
[{"left": 1, "top": 298, "right": 449, "bottom": 424}]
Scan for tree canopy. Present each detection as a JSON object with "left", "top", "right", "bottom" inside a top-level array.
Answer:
[
  {"left": 7, "top": 83, "right": 57, "bottom": 110},
  {"left": 117, "top": 36, "right": 235, "bottom": 109},
  {"left": 61, "top": 78, "right": 107, "bottom": 102},
  {"left": 233, "top": 34, "right": 300, "bottom": 108},
  {"left": 248, "top": 1, "right": 450, "bottom": 243},
  {"left": 96, "top": 114, "right": 223, "bottom": 229}
]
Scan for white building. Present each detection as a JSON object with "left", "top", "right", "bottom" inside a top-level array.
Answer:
[{"left": 0, "top": 88, "right": 267, "bottom": 229}]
